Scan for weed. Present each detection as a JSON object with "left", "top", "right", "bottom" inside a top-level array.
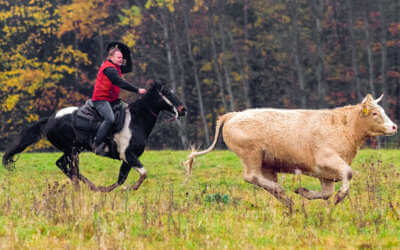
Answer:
[{"left": 0, "top": 150, "right": 399, "bottom": 249}]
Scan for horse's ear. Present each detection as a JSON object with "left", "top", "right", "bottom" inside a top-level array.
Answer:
[
  {"left": 145, "top": 79, "right": 162, "bottom": 90},
  {"left": 145, "top": 79, "right": 154, "bottom": 89},
  {"left": 153, "top": 80, "right": 164, "bottom": 90}
]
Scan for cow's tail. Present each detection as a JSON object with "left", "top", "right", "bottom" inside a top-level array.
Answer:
[
  {"left": 184, "top": 112, "right": 237, "bottom": 177},
  {"left": 2, "top": 118, "right": 49, "bottom": 169}
]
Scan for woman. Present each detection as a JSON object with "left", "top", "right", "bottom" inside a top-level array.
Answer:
[{"left": 92, "top": 46, "right": 146, "bottom": 153}]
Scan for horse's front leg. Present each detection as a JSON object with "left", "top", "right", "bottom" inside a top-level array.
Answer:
[
  {"left": 122, "top": 155, "right": 147, "bottom": 191},
  {"left": 96, "top": 162, "right": 132, "bottom": 192},
  {"left": 124, "top": 167, "right": 147, "bottom": 191}
]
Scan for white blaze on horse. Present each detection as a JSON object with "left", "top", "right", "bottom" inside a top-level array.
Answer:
[
  {"left": 185, "top": 94, "right": 397, "bottom": 209},
  {"left": 3, "top": 81, "right": 186, "bottom": 192}
]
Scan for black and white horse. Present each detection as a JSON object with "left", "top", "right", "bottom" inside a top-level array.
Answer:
[{"left": 2, "top": 81, "right": 186, "bottom": 192}]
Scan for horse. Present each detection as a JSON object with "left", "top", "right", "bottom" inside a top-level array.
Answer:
[{"left": 2, "top": 81, "right": 186, "bottom": 192}]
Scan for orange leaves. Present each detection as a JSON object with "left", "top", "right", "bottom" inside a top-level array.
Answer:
[
  {"left": 387, "top": 71, "right": 400, "bottom": 79},
  {"left": 120, "top": 6, "right": 142, "bottom": 27},
  {"left": 3, "top": 94, "right": 19, "bottom": 111},
  {"left": 55, "top": 45, "right": 90, "bottom": 66},
  {"left": 192, "top": 0, "right": 207, "bottom": 13},
  {"left": 57, "top": 0, "right": 113, "bottom": 39},
  {"left": 200, "top": 62, "right": 213, "bottom": 72},
  {"left": 120, "top": 6, "right": 143, "bottom": 48},
  {"left": 388, "top": 22, "right": 400, "bottom": 35}
]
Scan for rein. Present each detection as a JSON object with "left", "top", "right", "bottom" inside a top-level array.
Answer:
[
  {"left": 147, "top": 108, "right": 158, "bottom": 118},
  {"left": 140, "top": 90, "right": 178, "bottom": 123}
]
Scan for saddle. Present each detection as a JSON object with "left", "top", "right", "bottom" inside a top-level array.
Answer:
[{"left": 72, "top": 99, "right": 127, "bottom": 157}]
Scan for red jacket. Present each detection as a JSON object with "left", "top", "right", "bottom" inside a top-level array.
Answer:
[{"left": 92, "top": 60, "right": 121, "bottom": 102}]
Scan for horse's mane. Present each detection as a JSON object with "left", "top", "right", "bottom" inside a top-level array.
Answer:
[{"left": 128, "top": 84, "right": 158, "bottom": 113}]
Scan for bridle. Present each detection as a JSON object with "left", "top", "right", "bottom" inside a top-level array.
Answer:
[{"left": 143, "top": 86, "right": 180, "bottom": 121}]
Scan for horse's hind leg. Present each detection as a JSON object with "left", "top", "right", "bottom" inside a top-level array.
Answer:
[
  {"left": 78, "top": 175, "right": 100, "bottom": 191},
  {"left": 56, "top": 154, "right": 72, "bottom": 180},
  {"left": 69, "top": 150, "right": 81, "bottom": 189},
  {"left": 56, "top": 153, "right": 99, "bottom": 191}
]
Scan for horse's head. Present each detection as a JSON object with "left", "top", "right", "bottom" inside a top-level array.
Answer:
[{"left": 145, "top": 81, "right": 187, "bottom": 118}]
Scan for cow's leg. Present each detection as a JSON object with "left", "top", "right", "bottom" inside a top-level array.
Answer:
[
  {"left": 241, "top": 156, "right": 293, "bottom": 211},
  {"left": 334, "top": 168, "right": 352, "bottom": 205},
  {"left": 315, "top": 150, "right": 353, "bottom": 205},
  {"left": 295, "top": 178, "right": 335, "bottom": 200}
]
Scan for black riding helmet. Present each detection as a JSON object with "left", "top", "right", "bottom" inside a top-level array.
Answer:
[{"left": 105, "top": 41, "right": 132, "bottom": 74}]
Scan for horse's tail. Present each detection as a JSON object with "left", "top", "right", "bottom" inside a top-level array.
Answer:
[
  {"left": 184, "top": 112, "right": 237, "bottom": 176},
  {"left": 2, "top": 118, "right": 49, "bottom": 168}
]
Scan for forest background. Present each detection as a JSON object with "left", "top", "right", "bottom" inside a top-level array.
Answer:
[{"left": 1, "top": 0, "right": 400, "bottom": 151}]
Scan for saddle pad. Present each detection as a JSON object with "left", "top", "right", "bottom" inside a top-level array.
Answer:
[{"left": 73, "top": 99, "right": 127, "bottom": 133}]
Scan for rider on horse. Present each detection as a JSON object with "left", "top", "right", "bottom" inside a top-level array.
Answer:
[{"left": 92, "top": 42, "right": 146, "bottom": 154}]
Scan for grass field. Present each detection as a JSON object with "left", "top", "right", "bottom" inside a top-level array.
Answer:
[{"left": 1, "top": 149, "right": 400, "bottom": 249}]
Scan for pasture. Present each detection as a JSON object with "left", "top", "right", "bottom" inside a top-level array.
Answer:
[{"left": 0, "top": 150, "right": 400, "bottom": 249}]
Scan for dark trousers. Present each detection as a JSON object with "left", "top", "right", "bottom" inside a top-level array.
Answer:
[{"left": 93, "top": 100, "right": 115, "bottom": 145}]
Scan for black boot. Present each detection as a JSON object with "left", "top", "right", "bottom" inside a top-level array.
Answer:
[
  {"left": 92, "top": 120, "right": 112, "bottom": 156},
  {"left": 92, "top": 141, "right": 108, "bottom": 156}
]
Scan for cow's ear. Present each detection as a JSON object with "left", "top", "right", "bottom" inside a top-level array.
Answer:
[
  {"left": 361, "top": 94, "right": 374, "bottom": 104},
  {"left": 360, "top": 101, "right": 371, "bottom": 117},
  {"left": 361, "top": 106, "right": 370, "bottom": 116}
]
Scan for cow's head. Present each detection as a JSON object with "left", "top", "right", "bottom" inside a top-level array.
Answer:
[{"left": 360, "top": 94, "right": 397, "bottom": 136}]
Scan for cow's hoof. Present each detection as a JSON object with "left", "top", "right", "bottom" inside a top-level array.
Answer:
[
  {"left": 334, "top": 192, "right": 347, "bottom": 205},
  {"left": 294, "top": 187, "right": 309, "bottom": 195}
]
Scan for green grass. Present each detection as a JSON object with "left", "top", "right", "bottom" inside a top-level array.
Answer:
[{"left": 1, "top": 150, "right": 400, "bottom": 249}]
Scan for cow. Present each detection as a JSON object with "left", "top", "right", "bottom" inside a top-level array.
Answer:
[{"left": 184, "top": 94, "right": 397, "bottom": 210}]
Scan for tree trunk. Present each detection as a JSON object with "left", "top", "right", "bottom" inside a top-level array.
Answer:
[
  {"left": 160, "top": 8, "right": 188, "bottom": 148},
  {"left": 363, "top": 10, "right": 376, "bottom": 97},
  {"left": 218, "top": 21, "right": 236, "bottom": 112},
  {"left": 226, "top": 30, "right": 251, "bottom": 108},
  {"left": 363, "top": 8, "right": 379, "bottom": 147},
  {"left": 289, "top": 0, "right": 307, "bottom": 108},
  {"left": 378, "top": 1, "right": 388, "bottom": 110},
  {"left": 208, "top": 17, "right": 228, "bottom": 112},
  {"left": 346, "top": 0, "right": 362, "bottom": 101},
  {"left": 312, "top": 0, "right": 326, "bottom": 107},
  {"left": 183, "top": 9, "right": 210, "bottom": 145},
  {"left": 378, "top": 1, "right": 389, "bottom": 147},
  {"left": 172, "top": 18, "right": 191, "bottom": 148},
  {"left": 171, "top": 20, "right": 187, "bottom": 106},
  {"left": 96, "top": 30, "right": 104, "bottom": 67}
]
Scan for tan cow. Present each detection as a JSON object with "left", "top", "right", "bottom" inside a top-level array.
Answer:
[{"left": 185, "top": 94, "right": 397, "bottom": 209}]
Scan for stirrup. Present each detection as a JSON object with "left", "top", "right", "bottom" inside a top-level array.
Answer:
[{"left": 93, "top": 142, "right": 109, "bottom": 156}]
